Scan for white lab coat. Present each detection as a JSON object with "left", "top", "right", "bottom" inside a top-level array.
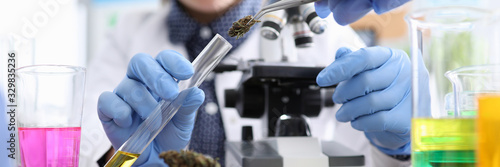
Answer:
[{"left": 79, "top": 4, "right": 411, "bottom": 167}]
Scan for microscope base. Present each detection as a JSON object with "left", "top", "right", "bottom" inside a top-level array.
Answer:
[{"left": 225, "top": 137, "right": 365, "bottom": 167}]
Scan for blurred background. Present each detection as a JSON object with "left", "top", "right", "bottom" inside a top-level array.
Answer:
[
  {"left": 0, "top": 0, "right": 498, "bottom": 67},
  {"left": 0, "top": 0, "right": 499, "bottom": 166},
  {"left": 0, "top": 0, "right": 159, "bottom": 67}
]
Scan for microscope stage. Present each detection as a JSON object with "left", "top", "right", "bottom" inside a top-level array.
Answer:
[{"left": 226, "top": 137, "right": 365, "bottom": 167}]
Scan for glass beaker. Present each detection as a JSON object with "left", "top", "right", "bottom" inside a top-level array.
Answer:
[
  {"left": 406, "top": 7, "right": 500, "bottom": 166},
  {"left": 445, "top": 65, "right": 500, "bottom": 114},
  {"left": 447, "top": 65, "right": 500, "bottom": 167},
  {"left": 16, "top": 65, "right": 86, "bottom": 167},
  {"left": 477, "top": 95, "right": 500, "bottom": 166}
]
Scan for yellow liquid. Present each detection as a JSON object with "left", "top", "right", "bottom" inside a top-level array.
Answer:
[
  {"left": 412, "top": 118, "right": 476, "bottom": 167},
  {"left": 104, "top": 151, "right": 140, "bottom": 167},
  {"left": 478, "top": 96, "right": 500, "bottom": 167}
]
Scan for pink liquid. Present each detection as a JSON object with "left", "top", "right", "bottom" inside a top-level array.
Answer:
[{"left": 19, "top": 127, "right": 81, "bottom": 167}]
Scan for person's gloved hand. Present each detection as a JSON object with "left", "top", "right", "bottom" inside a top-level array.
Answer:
[
  {"left": 317, "top": 47, "right": 412, "bottom": 155},
  {"left": 98, "top": 50, "right": 205, "bottom": 166},
  {"left": 314, "top": 0, "right": 411, "bottom": 25}
]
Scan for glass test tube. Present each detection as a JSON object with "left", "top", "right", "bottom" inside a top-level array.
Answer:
[{"left": 104, "top": 34, "right": 232, "bottom": 167}]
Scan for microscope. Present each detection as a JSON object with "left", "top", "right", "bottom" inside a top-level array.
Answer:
[{"left": 219, "top": 1, "right": 365, "bottom": 166}]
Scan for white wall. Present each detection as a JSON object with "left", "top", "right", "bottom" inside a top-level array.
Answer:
[
  {"left": 0, "top": 0, "right": 86, "bottom": 67},
  {"left": 413, "top": 0, "right": 500, "bottom": 10}
]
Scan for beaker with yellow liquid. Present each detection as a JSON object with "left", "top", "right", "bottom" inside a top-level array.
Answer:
[
  {"left": 477, "top": 95, "right": 500, "bottom": 167},
  {"left": 445, "top": 65, "right": 500, "bottom": 167},
  {"left": 447, "top": 65, "right": 500, "bottom": 167},
  {"left": 406, "top": 7, "right": 500, "bottom": 167}
]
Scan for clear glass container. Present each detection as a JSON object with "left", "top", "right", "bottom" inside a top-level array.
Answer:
[
  {"left": 16, "top": 65, "right": 86, "bottom": 167},
  {"left": 445, "top": 65, "right": 500, "bottom": 166},
  {"left": 406, "top": 7, "right": 500, "bottom": 166}
]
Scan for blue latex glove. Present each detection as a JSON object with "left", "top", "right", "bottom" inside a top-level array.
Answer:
[
  {"left": 317, "top": 47, "right": 411, "bottom": 155},
  {"left": 314, "top": 0, "right": 411, "bottom": 25},
  {"left": 98, "top": 50, "right": 205, "bottom": 166}
]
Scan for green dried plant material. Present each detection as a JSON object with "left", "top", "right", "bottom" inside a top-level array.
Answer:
[
  {"left": 228, "top": 15, "right": 260, "bottom": 39},
  {"left": 159, "top": 150, "right": 221, "bottom": 167}
]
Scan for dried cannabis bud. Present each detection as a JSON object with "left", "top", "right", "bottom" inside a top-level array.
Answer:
[
  {"left": 228, "top": 15, "right": 260, "bottom": 39},
  {"left": 159, "top": 150, "right": 221, "bottom": 167}
]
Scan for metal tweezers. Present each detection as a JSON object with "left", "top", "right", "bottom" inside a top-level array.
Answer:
[{"left": 247, "top": 0, "right": 321, "bottom": 25}]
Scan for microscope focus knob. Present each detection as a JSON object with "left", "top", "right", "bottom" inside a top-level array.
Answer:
[
  {"left": 242, "top": 126, "right": 254, "bottom": 141},
  {"left": 225, "top": 86, "right": 265, "bottom": 118},
  {"left": 225, "top": 89, "right": 237, "bottom": 108},
  {"left": 324, "top": 89, "right": 335, "bottom": 107},
  {"left": 301, "top": 88, "right": 322, "bottom": 117}
]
